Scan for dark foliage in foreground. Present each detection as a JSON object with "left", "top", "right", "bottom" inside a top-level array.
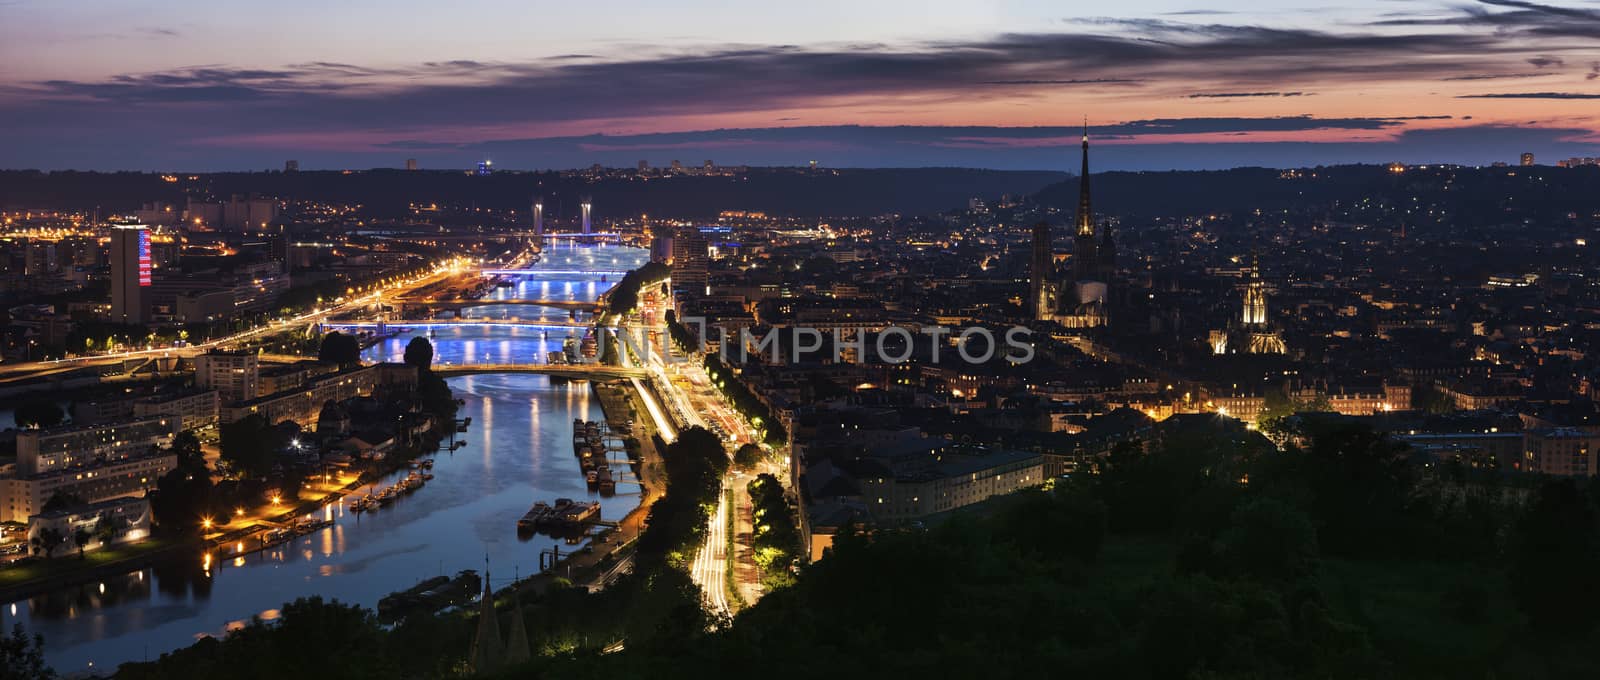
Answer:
[{"left": 98, "top": 422, "right": 1600, "bottom": 679}]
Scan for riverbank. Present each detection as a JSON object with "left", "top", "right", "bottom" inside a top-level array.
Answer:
[
  {"left": 0, "top": 390, "right": 461, "bottom": 604},
  {"left": 500, "top": 378, "right": 667, "bottom": 599}
]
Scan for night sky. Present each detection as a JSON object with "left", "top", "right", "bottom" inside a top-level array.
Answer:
[{"left": 2, "top": 0, "right": 1598, "bottom": 171}]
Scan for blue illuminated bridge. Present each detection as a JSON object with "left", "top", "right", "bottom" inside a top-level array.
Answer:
[
  {"left": 324, "top": 319, "right": 593, "bottom": 330},
  {"left": 478, "top": 268, "right": 630, "bottom": 276}
]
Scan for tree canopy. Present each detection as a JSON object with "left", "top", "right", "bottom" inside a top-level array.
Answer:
[
  {"left": 403, "top": 336, "right": 434, "bottom": 371},
  {"left": 317, "top": 331, "right": 362, "bottom": 366},
  {"left": 13, "top": 400, "right": 64, "bottom": 429}
]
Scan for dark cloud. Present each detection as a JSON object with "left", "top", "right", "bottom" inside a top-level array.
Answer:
[
  {"left": 1187, "top": 91, "right": 1305, "bottom": 98},
  {"left": 1458, "top": 92, "right": 1600, "bottom": 99},
  {"left": 1442, "top": 72, "right": 1555, "bottom": 81},
  {"left": 1478, "top": 0, "right": 1600, "bottom": 21},
  {"left": 360, "top": 122, "right": 1600, "bottom": 172},
  {"left": 1528, "top": 56, "right": 1565, "bottom": 68},
  {"left": 982, "top": 79, "right": 1141, "bottom": 85},
  {"left": 3, "top": 23, "right": 1535, "bottom": 122},
  {"left": 1377, "top": 0, "right": 1600, "bottom": 39},
  {"left": 0, "top": 11, "right": 1591, "bottom": 169},
  {"left": 3, "top": 119, "right": 1591, "bottom": 172},
  {"left": 377, "top": 117, "right": 1447, "bottom": 155}
]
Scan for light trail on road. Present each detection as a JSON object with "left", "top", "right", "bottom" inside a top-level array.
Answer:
[{"left": 692, "top": 490, "right": 732, "bottom": 619}]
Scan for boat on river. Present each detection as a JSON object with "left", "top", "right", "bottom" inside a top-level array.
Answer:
[
  {"left": 518, "top": 501, "right": 552, "bottom": 531},
  {"left": 378, "top": 570, "right": 481, "bottom": 623}
]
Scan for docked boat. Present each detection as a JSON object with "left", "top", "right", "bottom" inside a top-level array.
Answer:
[
  {"left": 294, "top": 518, "right": 334, "bottom": 534},
  {"left": 557, "top": 500, "right": 601, "bottom": 527},
  {"left": 378, "top": 570, "right": 481, "bottom": 623},
  {"left": 535, "top": 498, "right": 577, "bottom": 529},
  {"left": 597, "top": 468, "right": 615, "bottom": 494},
  {"left": 518, "top": 501, "right": 552, "bottom": 530}
]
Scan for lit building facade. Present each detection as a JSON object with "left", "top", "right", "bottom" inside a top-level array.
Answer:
[
  {"left": 194, "top": 350, "right": 261, "bottom": 402},
  {"left": 109, "top": 226, "right": 152, "bottom": 323},
  {"left": 1, "top": 417, "right": 179, "bottom": 523}
]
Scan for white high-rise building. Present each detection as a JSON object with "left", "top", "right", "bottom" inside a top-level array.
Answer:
[
  {"left": 531, "top": 198, "right": 544, "bottom": 237},
  {"left": 110, "top": 226, "right": 151, "bottom": 323},
  {"left": 194, "top": 349, "right": 260, "bottom": 403},
  {"left": 581, "top": 199, "right": 592, "bottom": 235}
]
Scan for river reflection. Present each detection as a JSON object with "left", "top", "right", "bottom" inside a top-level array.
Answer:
[{"left": 2, "top": 243, "right": 649, "bottom": 673}]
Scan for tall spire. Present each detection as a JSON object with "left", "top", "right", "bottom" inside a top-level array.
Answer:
[
  {"left": 1076, "top": 118, "right": 1094, "bottom": 237},
  {"left": 1243, "top": 249, "right": 1267, "bottom": 327},
  {"left": 504, "top": 573, "right": 531, "bottom": 665},
  {"left": 469, "top": 569, "right": 504, "bottom": 675}
]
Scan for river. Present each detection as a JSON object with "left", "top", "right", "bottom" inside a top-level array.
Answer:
[{"left": 2, "top": 242, "right": 649, "bottom": 674}]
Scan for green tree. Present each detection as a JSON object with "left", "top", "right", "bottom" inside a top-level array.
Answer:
[
  {"left": 0, "top": 623, "right": 56, "bottom": 680},
  {"left": 13, "top": 400, "right": 64, "bottom": 429},
  {"left": 636, "top": 426, "right": 727, "bottom": 570},
  {"left": 220, "top": 415, "right": 281, "bottom": 478},
  {"left": 30, "top": 528, "right": 65, "bottom": 559},
  {"left": 149, "top": 430, "right": 215, "bottom": 534},
  {"left": 40, "top": 492, "right": 84, "bottom": 513},
  {"left": 1213, "top": 498, "right": 1321, "bottom": 589},
  {"left": 747, "top": 473, "right": 800, "bottom": 590},
  {"left": 417, "top": 371, "right": 458, "bottom": 426},
  {"left": 1510, "top": 480, "right": 1600, "bottom": 635},
  {"left": 94, "top": 514, "right": 121, "bottom": 546},
  {"left": 732, "top": 443, "right": 763, "bottom": 472},
  {"left": 403, "top": 336, "right": 434, "bottom": 371},
  {"left": 318, "top": 331, "right": 362, "bottom": 366},
  {"left": 72, "top": 526, "right": 92, "bottom": 559},
  {"left": 116, "top": 596, "right": 398, "bottom": 680},
  {"left": 992, "top": 487, "right": 1108, "bottom": 565}
]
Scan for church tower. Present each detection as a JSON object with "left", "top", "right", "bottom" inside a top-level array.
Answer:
[
  {"left": 1241, "top": 249, "right": 1285, "bottom": 353},
  {"left": 1072, "top": 122, "right": 1100, "bottom": 285},
  {"left": 1030, "top": 220, "right": 1054, "bottom": 320},
  {"left": 1242, "top": 251, "right": 1267, "bottom": 326},
  {"left": 1098, "top": 223, "right": 1117, "bottom": 282}
]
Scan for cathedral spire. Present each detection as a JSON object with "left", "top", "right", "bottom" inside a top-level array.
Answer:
[
  {"left": 1243, "top": 249, "right": 1267, "bottom": 326},
  {"left": 469, "top": 569, "right": 504, "bottom": 674},
  {"left": 1076, "top": 118, "right": 1094, "bottom": 237}
]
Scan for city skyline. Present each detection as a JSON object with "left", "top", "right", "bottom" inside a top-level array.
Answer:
[{"left": 3, "top": 0, "right": 1600, "bottom": 170}]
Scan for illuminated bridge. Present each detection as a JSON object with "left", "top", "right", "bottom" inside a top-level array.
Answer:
[
  {"left": 393, "top": 298, "right": 601, "bottom": 312},
  {"left": 246, "top": 354, "right": 643, "bottom": 380},
  {"left": 478, "top": 268, "right": 630, "bottom": 276},
  {"left": 323, "top": 319, "right": 594, "bottom": 330},
  {"left": 432, "top": 363, "right": 646, "bottom": 379}
]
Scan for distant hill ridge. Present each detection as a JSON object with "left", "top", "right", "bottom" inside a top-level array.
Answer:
[{"left": 0, "top": 167, "right": 1068, "bottom": 219}]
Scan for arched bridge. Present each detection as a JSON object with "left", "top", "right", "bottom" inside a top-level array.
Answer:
[
  {"left": 477, "top": 268, "right": 631, "bottom": 276},
  {"left": 433, "top": 364, "right": 646, "bottom": 379},
  {"left": 393, "top": 298, "right": 601, "bottom": 312},
  {"left": 324, "top": 319, "right": 595, "bottom": 330}
]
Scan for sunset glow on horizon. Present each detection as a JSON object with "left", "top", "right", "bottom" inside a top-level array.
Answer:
[{"left": 2, "top": 0, "right": 1598, "bottom": 170}]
